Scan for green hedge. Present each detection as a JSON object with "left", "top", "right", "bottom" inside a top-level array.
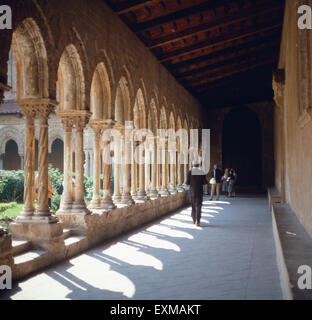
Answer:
[
  {"left": 0, "top": 170, "right": 24, "bottom": 202},
  {"left": 0, "top": 169, "right": 114, "bottom": 212},
  {"left": 0, "top": 202, "right": 17, "bottom": 213}
]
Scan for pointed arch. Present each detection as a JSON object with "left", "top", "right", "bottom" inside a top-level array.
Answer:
[
  {"left": 133, "top": 88, "right": 147, "bottom": 129},
  {"left": 148, "top": 98, "right": 158, "bottom": 135},
  {"left": 90, "top": 62, "right": 111, "bottom": 120},
  {"left": 57, "top": 44, "right": 86, "bottom": 111},
  {"left": 11, "top": 17, "right": 49, "bottom": 100},
  {"left": 115, "top": 76, "right": 131, "bottom": 125}
]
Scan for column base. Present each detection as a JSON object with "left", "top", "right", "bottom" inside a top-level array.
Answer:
[
  {"left": 177, "top": 185, "right": 185, "bottom": 192},
  {"left": 148, "top": 189, "right": 159, "bottom": 200},
  {"left": 159, "top": 188, "right": 169, "bottom": 197},
  {"left": 135, "top": 191, "right": 148, "bottom": 203},
  {"left": 168, "top": 185, "right": 178, "bottom": 194},
  {"left": 72, "top": 201, "right": 91, "bottom": 215},
  {"left": 113, "top": 194, "right": 123, "bottom": 204},
  {"left": 121, "top": 194, "right": 134, "bottom": 206},
  {"left": 88, "top": 198, "right": 102, "bottom": 210},
  {"left": 100, "top": 197, "right": 116, "bottom": 210}
]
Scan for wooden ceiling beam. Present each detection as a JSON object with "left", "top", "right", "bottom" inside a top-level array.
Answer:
[
  {"left": 133, "top": 0, "right": 233, "bottom": 32},
  {"left": 183, "top": 57, "right": 277, "bottom": 89},
  {"left": 148, "top": 2, "right": 283, "bottom": 49},
  {"left": 188, "top": 58, "right": 276, "bottom": 88},
  {"left": 166, "top": 30, "right": 281, "bottom": 69},
  {"left": 159, "top": 22, "right": 282, "bottom": 62},
  {"left": 113, "top": 0, "right": 158, "bottom": 15},
  {"left": 176, "top": 46, "right": 279, "bottom": 80},
  {"left": 195, "top": 69, "right": 274, "bottom": 91}
]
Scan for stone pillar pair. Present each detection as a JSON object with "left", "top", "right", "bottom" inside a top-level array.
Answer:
[
  {"left": 147, "top": 136, "right": 159, "bottom": 199},
  {"left": 112, "top": 124, "right": 135, "bottom": 206},
  {"left": 17, "top": 99, "right": 57, "bottom": 223},
  {"left": 56, "top": 110, "right": 91, "bottom": 216},
  {"left": 10, "top": 99, "right": 64, "bottom": 249},
  {"left": 88, "top": 120, "right": 115, "bottom": 210},
  {"left": 159, "top": 137, "right": 169, "bottom": 197}
]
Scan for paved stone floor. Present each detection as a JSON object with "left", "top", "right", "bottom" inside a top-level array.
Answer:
[{"left": 1, "top": 195, "right": 282, "bottom": 300}]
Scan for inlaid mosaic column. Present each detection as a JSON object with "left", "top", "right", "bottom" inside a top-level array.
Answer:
[
  {"left": 17, "top": 104, "right": 36, "bottom": 220},
  {"left": 34, "top": 103, "right": 56, "bottom": 221},
  {"left": 89, "top": 121, "right": 102, "bottom": 209},
  {"left": 101, "top": 136, "right": 115, "bottom": 209},
  {"left": 113, "top": 132, "right": 122, "bottom": 204},
  {"left": 72, "top": 111, "right": 91, "bottom": 215}
]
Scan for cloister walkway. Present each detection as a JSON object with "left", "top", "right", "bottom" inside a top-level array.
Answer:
[{"left": 2, "top": 195, "right": 282, "bottom": 300}]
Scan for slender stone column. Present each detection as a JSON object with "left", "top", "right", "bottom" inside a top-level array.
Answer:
[
  {"left": 168, "top": 147, "right": 177, "bottom": 194},
  {"left": 131, "top": 137, "right": 138, "bottom": 200},
  {"left": 57, "top": 115, "right": 74, "bottom": 212},
  {"left": 159, "top": 137, "right": 169, "bottom": 197},
  {"left": 18, "top": 106, "right": 36, "bottom": 220},
  {"left": 101, "top": 138, "right": 115, "bottom": 209},
  {"left": 0, "top": 155, "right": 3, "bottom": 170},
  {"left": 84, "top": 151, "right": 90, "bottom": 177},
  {"left": 149, "top": 137, "right": 159, "bottom": 199},
  {"left": 73, "top": 126, "right": 89, "bottom": 214},
  {"left": 121, "top": 130, "right": 133, "bottom": 205},
  {"left": 146, "top": 147, "right": 151, "bottom": 195},
  {"left": 113, "top": 134, "right": 122, "bottom": 204},
  {"left": 136, "top": 138, "right": 147, "bottom": 202},
  {"left": 34, "top": 104, "right": 56, "bottom": 221},
  {"left": 20, "top": 155, "right": 24, "bottom": 170},
  {"left": 177, "top": 148, "right": 184, "bottom": 192},
  {"left": 89, "top": 124, "right": 102, "bottom": 209}
]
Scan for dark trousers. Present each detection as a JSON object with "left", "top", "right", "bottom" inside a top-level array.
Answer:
[{"left": 191, "top": 197, "right": 202, "bottom": 223}]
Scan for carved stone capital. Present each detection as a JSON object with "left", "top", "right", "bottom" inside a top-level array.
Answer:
[
  {"left": 16, "top": 98, "right": 58, "bottom": 119},
  {"left": 57, "top": 110, "right": 92, "bottom": 130}
]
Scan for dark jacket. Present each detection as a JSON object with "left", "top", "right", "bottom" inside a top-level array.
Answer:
[
  {"left": 186, "top": 168, "right": 208, "bottom": 201},
  {"left": 210, "top": 168, "right": 223, "bottom": 183}
]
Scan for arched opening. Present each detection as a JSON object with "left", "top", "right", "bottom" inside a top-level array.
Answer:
[
  {"left": 115, "top": 77, "right": 130, "bottom": 125},
  {"left": 90, "top": 62, "right": 111, "bottom": 120},
  {"left": 11, "top": 18, "right": 49, "bottom": 100},
  {"left": 48, "top": 139, "right": 64, "bottom": 171},
  {"left": 57, "top": 44, "right": 85, "bottom": 111},
  {"left": 3, "top": 140, "right": 21, "bottom": 170},
  {"left": 222, "top": 107, "right": 262, "bottom": 190}
]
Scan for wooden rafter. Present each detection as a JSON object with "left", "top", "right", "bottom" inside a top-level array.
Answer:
[
  {"left": 148, "top": 2, "right": 283, "bottom": 49},
  {"left": 158, "top": 22, "right": 282, "bottom": 62}
]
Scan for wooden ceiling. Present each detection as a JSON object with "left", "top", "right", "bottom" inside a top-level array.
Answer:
[{"left": 106, "top": 0, "right": 285, "bottom": 108}]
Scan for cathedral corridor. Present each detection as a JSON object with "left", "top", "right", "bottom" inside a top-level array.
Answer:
[{"left": 1, "top": 195, "right": 282, "bottom": 300}]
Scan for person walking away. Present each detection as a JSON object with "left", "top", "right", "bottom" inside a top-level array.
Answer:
[
  {"left": 209, "top": 164, "right": 223, "bottom": 201},
  {"left": 186, "top": 160, "right": 208, "bottom": 227}
]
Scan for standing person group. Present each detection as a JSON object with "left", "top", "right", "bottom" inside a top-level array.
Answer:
[{"left": 209, "top": 165, "right": 237, "bottom": 200}]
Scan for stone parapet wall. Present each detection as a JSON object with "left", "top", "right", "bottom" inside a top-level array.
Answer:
[{"left": 9, "top": 192, "right": 188, "bottom": 281}]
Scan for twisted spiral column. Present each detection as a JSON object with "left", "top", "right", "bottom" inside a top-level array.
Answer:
[
  {"left": 89, "top": 126, "right": 102, "bottom": 209},
  {"left": 34, "top": 104, "right": 55, "bottom": 220},
  {"left": 19, "top": 110, "right": 36, "bottom": 219}
]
